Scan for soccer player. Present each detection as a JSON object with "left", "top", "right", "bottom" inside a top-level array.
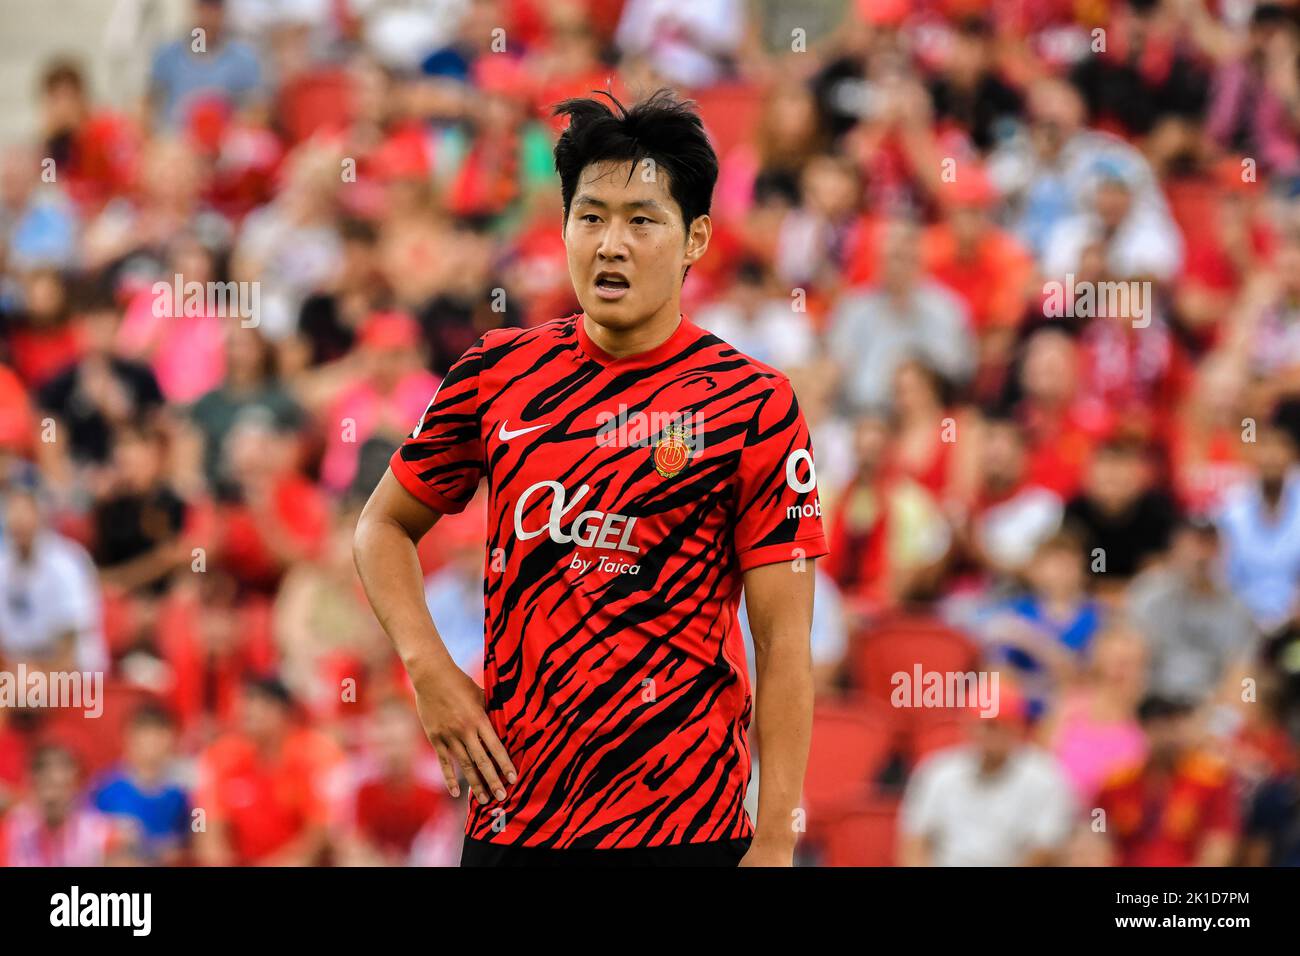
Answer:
[{"left": 353, "top": 89, "right": 829, "bottom": 866}]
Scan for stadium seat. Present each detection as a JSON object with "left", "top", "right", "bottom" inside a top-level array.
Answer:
[
  {"left": 803, "top": 696, "right": 898, "bottom": 831},
  {"left": 690, "top": 82, "right": 765, "bottom": 160},
  {"left": 821, "top": 797, "right": 901, "bottom": 867},
  {"left": 276, "top": 68, "right": 355, "bottom": 144},
  {"left": 849, "top": 611, "right": 981, "bottom": 703}
]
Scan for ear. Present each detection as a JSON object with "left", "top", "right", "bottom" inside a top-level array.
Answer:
[{"left": 684, "top": 214, "right": 712, "bottom": 269}]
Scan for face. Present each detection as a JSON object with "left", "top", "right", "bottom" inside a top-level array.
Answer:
[
  {"left": 78, "top": 307, "right": 119, "bottom": 354},
  {"left": 1028, "top": 544, "right": 1082, "bottom": 597},
  {"left": 5, "top": 493, "right": 40, "bottom": 549},
  {"left": 1021, "top": 332, "right": 1077, "bottom": 403},
  {"left": 1094, "top": 181, "right": 1132, "bottom": 229},
  {"left": 879, "top": 222, "right": 919, "bottom": 290},
  {"left": 1093, "top": 633, "right": 1146, "bottom": 695},
  {"left": 125, "top": 721, "right": 175, "bottom": 769},
  {"left": 113, "top": 432, "right": 160, "bottom": 490},
  {"left": 33, "top": 754, "right": 79, "bottom": 815},
  {"left": 1145, "top": 713, "right": 1195, "bottom": 761},
  {"left": 1255, "top": 428, "right": 1297, "bottom": 482},
  {"left": 1087, "top": 450, "right": 1143, "bottom": 507},
  {"left": 893, "top": 361, "right": 938, "bottom": 413},
  {"left": 564, "top": 159, "right": 709, "bottom": 332},
  {"left": 980, "top": 422, "right": 1026, "bottom": 485},
  {"left": 974, "top": 717, "right": 1018, "bottom": 762},
  {"left": 1171, "top": 527, "right": 1218, "bottom": 576},
  {"left": 241, "top": 691, "right": 288, "bottom": 740},
  {"left": 43, "top": 80, "right": 83, "bottom": 128}
]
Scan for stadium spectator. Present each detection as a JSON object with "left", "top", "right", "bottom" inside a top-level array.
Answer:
[
  {"left": 147, "top": 0, "right": 265, "bottom": 131},
  {"left": 1094, "top": 695, "right": 1238, "bottom": 866},
  {"left": 829, "top": 217, "right": 974, "bottom": 412},
  {"left": 1063, "top": 437, "right": 1178, "bottom": 585},
  {"left": 899, "top": 689, "right": 1077, "bottom": 865},
  {"left": 1128, "top": 517, "right": 1259, "bottom": 704},
  {"left": 0, "top": 485, "right": 105, "bottom": 671},
  {"left": 340, "top": 698, "right": 459, "bottom": 866},
  {"left": 91, "top": 704, "right": 190, "bottom": 865},
  {"left": 1217, "top": 421, "right": 1300, "bottom": 634},
  {"left": 0, "top": 745, "right": 125, "bottom": 866},
  {"left": 977, "top": 529, "right": 1103, "bottom": 720},
  {"left": 193, "top": 676, "right": 343, "bottom": 866},
  {"left": 37, "top": 286, "right": 165, "bottom": 468},
  {"left": 1045, "top": 624, "right": 1148, "bottom": 803},
  {"left": 952, "top": 414, "right": 1063, "bottom": 578}
]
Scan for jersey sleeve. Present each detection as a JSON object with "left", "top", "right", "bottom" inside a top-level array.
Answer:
[
  {"left": 389, "top": 336, "right": 487, "bottom": 515},
  {"left": 733, "top": 377, "right": 831, "bottom": 572}
]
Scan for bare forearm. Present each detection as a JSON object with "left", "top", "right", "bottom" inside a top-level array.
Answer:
[
  {"left": 752, "top": 637, "right": 814, "bottom": 847},
  {"left": 353, "top": 513, "right": 450, "bottom": 674}
]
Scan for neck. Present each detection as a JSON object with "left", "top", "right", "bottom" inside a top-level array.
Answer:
[{"left": 584, "top": 302, "right": 682, "bottom": 359}]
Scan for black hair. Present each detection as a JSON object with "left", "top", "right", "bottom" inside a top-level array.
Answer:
[
  {"left": 339, "top": 217, "right": 379, "bottom": 245},
  {"left": 244, "top": 674, "right": 294, "bottom": 709},
  {"left": 30, "top": 743, "right": 79, "bottom": 775},
  {"left": 1137, "top": 694, "right": 1195, "bottom": 724},
  {"left": 551, "top": 88, "right": 719, "bottom": 231},
  {"left": 129, "top": 701, "right": 178, "bottom": 730}
]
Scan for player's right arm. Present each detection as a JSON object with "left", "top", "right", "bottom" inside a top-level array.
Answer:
[
  {"left": 353, "top": 333, "right": 515, "bottom": 807},
  {"left": 353, "top": 471, "right": 516, "bottom": 806}
]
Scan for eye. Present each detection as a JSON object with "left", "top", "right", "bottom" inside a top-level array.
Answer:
[
  {"left": 580, "top": 214, "right": 601, "bottom": 224},
  {"left": 630, "top": 216, "right": 653, "bottom": 225}
]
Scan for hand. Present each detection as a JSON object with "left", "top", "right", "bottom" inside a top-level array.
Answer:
[
  {"left": 410, "top": 657, "right": 517, "bottom": 806},
  {"left": 739, "top": 838, "right": 795, "bottom": 867}
]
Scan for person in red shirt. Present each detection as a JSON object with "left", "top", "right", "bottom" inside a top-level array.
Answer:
[
  {"left": 354, "top": 90, "right": 828, "bottom": 866},
  {"left": 921, "top": 165, "right": 1034, "bottom": 395},
  {"left": 1013, "top": 327, "right": 1115, "bottom": 500},
  {"left": 340, "top": 697, "right": 458, "bottom": 866},
  {"left": 37, "top": 58, "right": 140, "bottom": 215},
  {"left": 1095, "top": 696, "right": 1239, "bottom": 866},
  {"left": 193, "top": 677, "right": 343, "bottom": 866}
]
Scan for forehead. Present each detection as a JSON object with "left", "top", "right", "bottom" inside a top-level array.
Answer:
[{"left": 571, "top": 159, "right": 680, "bottom": 219}]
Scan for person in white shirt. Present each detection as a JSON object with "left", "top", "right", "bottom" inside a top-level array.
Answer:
[
  {"left": 899, "top": 692, "right": 1077, "bottom": 866},
  {"left": 0, "top": 487, "right": 106, "bottom": 672}
]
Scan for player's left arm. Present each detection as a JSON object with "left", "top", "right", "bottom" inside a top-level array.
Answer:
[{"left": 739, "top": 558, "right": 816, "bottom": 867}]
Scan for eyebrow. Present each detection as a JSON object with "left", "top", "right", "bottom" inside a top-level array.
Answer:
[{"left": 571, "top": 195, "right": 669, "bottom": 214}]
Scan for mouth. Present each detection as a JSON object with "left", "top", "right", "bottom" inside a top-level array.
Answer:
[{"left": 594, "top": 271, "right": 631, "bottom": 301}]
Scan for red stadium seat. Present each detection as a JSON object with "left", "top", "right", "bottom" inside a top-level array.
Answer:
[
  {"left": 690, "top": 82, "right": 765, "bottom": 160},
  {"left": 848, "top": 612, "right": 980, "bottom": 767},
  {"left": 821, "top": 797, "right": 901, "bottom": 867},
  {"left": 276, "top": 68, "right": 355, "bottom": 144},
  {"left": 850, "top": 611, "right": 981, "bottom": 703},
  {"left": 802, "top": 697, "right": 898, "bottom": 829}
]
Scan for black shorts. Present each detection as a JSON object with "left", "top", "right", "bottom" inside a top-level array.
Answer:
[{"left": 459, "top": 835, "right": 752, "bottom": 867}]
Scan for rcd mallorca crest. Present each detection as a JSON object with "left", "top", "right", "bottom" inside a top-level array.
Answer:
[{"left": 652, "top": 422, "right": 692, "bottom": 478}]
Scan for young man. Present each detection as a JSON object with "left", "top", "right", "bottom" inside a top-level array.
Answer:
[{"left": 353, "top": 89, "right": 828, "bottom": 866}]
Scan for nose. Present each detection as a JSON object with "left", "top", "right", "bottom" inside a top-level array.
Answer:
[{"left": 596, "top": 219, "right": 630, "bottom": 262}]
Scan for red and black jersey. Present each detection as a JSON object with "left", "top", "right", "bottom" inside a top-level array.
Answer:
[{"left": 390, "top": 312, "right": 829, "bottom": 849}]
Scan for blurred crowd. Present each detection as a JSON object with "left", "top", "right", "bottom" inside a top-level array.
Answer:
[{"left": 3, "top": 0, "right": 1300, "bottom": 866}]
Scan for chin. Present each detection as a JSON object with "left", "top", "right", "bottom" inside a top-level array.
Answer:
[{"left": 581, "top": 297, "right": 643, "bottom": 330}]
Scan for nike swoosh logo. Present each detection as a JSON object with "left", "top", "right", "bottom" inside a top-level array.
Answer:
[{"left": 498, "top": 421, "right": 551, "bottom": 441}]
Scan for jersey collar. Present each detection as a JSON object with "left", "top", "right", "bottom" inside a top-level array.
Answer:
[{"left": 575, "top": 311, "right": 702, "bottom": 370}]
